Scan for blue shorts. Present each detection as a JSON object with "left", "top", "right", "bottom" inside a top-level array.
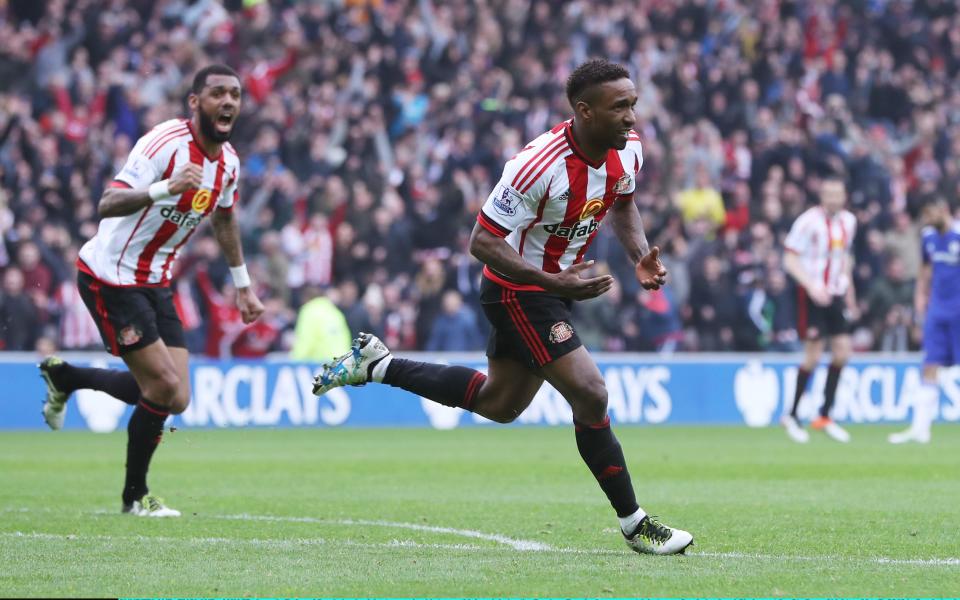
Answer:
[{"left": 923, "top": 311, "right": 960, "bottom": 366}]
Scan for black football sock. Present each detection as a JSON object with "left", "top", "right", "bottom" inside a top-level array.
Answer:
[
  {"left": 53, "top": 362, "right": 141, "bottom": 405},
  {"left": 574, "top": 417, "right": 639, "bottom": 518},
  {"left": 122, "top": 398, "right": 168, "bottom": 506},
  {"left": 791, "top": 367, "right": 811, "bottom": 418},
  {"left": 382, "top": 359, "right": 487, "bottom": 410},
  {"left": 820, "top": 364, "right": 843, "bottom": 418}
]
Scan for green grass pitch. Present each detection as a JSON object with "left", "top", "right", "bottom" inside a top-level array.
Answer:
[{"left": 1, "top": 425, "right": 958, "bottom": 597}]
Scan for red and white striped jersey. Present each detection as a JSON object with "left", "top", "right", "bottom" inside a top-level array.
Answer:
[
  {"left": 784, "top": 206, "right": 857, "bottom": 296},
  {"left": 476, "top": 120, "right": 642, "bottom": 291},
  {"left": 78, "top": 118, "right": 240, "bottom": 286}
]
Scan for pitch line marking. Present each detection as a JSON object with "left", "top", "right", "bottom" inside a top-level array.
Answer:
[
  {"left": 4, "top": 508, "right": 960, "bottom": 567},
  {"left": 213, "top": 513, "right": 553, "bottom": 551},
  {"left": 1, "top": 531, "right": 485, "bottom": 553},
  {"left": 5, "top": 531, "right": 960, "bottom": 567}
]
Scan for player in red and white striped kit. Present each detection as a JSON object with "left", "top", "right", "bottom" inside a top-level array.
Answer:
[
  {"left": 38, "top": 65, "right": 264, "bottom": 516},
  {"left": 312, "top": 60, "right": 692, "bottom": 555},
  {"left": 781, "top": 174, "right": 858, "bottom": 443}
]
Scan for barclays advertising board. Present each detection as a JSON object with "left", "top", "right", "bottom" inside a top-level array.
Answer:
[{"left": 1, "top": 354, "right": 958, "bottom": 432}]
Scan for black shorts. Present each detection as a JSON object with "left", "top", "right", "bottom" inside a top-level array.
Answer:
[
  {"left": 796, "top": 288, "right": 851, "bottom": 341},
  {"left": 77, "top": 271, "right": 186, "bottom": 356},
  {"left": 480, "top": 276, "right": 582, "bottom": 369}
]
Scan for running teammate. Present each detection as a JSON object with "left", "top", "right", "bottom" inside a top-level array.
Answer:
[
  {"left": 38, "top": 64, "right": 264, "bottom": 516},
  {"left": 889, "top": 198, "right": 959, "bottom": 444},
  {"left": 311, "top": 60, "right": 693, "bottom": 555},
  {"left": 781, "top": 174, "right": 857, "bottom": 443}
]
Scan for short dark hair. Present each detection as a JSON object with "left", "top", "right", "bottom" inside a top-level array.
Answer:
[
  {"left": 565, "top": 59, "right": 630, "bottom": 107},
  {"left": 191, "top": 64, "right": 241, "bottom": 95},
  {"left": 820, "top": 168, "right": 848, "bottom": 186},
  {"left": 922, "top": 195, "right": 949, "bottom": 210}
]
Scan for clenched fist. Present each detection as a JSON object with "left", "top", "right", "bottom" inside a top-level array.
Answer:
[{"left": 168, "top": 164, "right": 204, "bottom": 196}]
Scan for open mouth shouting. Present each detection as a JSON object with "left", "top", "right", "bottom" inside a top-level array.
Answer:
[{"left": 215, "top": 111, "right": 235, "bottom": 133}]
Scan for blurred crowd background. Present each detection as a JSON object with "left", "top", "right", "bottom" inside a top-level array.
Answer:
[{"left": 1, "top": 0, "right": 959, "bottom": 358}]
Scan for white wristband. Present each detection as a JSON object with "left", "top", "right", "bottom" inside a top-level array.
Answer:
[
  {"left": 148, "top": 180, "right": 171, "bottom": 202},
  {"left": 229, "top": 264, "right": 251, "bottom": 289}
]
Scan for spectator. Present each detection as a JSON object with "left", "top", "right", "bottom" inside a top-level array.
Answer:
[
  {"left": 687, "top": 255, "right": 739, "bottom": 351},
  {"left": 290, "top": 286, "right": 351, "bottom": 362},
  {"left": 884, "top": 211, "right": 922, "bottom": 276},
  {"left": 863, "top": 257, "right": 914, "bottom": 348},
  {"left": 676, "top": 165, "right": 726, "bottom": 235},
  {"left": 574, "top": 277, "right": 625, "bottom": 352},
  {"left": 2, "top": 0, "right": 958, "bottom": 355},
  {"left": 0, "top": 267, "right": 39, "bottom": 350},
  {"left": 54, "top": 248, "right": 101, "bottom": 350},
  {"left": 425, "top": 290, "right": 483, "bottom": 352}
]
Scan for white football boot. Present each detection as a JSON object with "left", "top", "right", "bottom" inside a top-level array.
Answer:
[
  {"left": 812, "top": 417, "right": 851, "bottom": 443},
  {"left": 781, "top": 415, "right": 809, "bottom": 443},
  {"left": 888, "top": 428, "right": 931, "bottom": 444},
  {"left": 312, "top": 332, "right": 392, "bottom": 396},
  {"left": 123, "top": 495, "right": 181, "bottom": 517},
  {"left": 623, "top": 516, "right": 694, "bottom": 555},
  {"left": 39, "top": 356, "right": 70, "bottom": 431},
  {"left": 890, "top": 389, "right": 935, "bottom": 444}
]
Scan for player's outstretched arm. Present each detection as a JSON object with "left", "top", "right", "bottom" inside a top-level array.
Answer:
[
  {"left": 468, "top": 224, "right": 613, "bottom": 300},
  {"left": 97, "top": 186, "right": 152, "bottom": 218},
  {"left": 211, "top": 207, "right": 265, "bottom": 324},
  {"left": 609, "top": 199, "right": 666, "bottom": 290},
  {"left": 98, "top": 164, "right": 204, "bottom": 218},
  {"left": 609, "top": 198, "right": 650, "bottom": 262}
]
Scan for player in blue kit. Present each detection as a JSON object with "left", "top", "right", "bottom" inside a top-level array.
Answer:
[{"left": 889, "top": 198, "right": 960, "bottom": 444}]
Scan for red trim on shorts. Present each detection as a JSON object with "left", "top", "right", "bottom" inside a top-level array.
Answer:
[
  {"left": 502, "top": 289, "right": 551, "bottom": 365},
  {"left": 109, "top": 180, "right": 132, "bottom": 189},
  {"left": 462, "top": 372, "right": 486, "bottom": 410},
  {"left": 482, "top": 267, "right": 545, "bottom": 292},
  {"left": 503, "top": 292, "right": 550, "bottom": 366},
  {"left": 500, "top": 288, "right": 541, "bottom": 361},
  {"left": 88, "top": 279, "right": 120, "bottom": 356}
]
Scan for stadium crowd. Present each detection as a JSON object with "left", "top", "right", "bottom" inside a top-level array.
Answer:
[{"left": 1, "top": 0, "right": 959, "bottom": 357}]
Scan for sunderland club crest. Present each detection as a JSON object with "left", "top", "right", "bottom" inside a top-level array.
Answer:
[
  {"left": 612, "top": 174, "right": 633, "bottom": 195},
  {"left": 118, "top": 325, "right": 143, "bottom": 346},
  {"left": 549, "top": 321, "right": 575, "bottom": 344}
]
